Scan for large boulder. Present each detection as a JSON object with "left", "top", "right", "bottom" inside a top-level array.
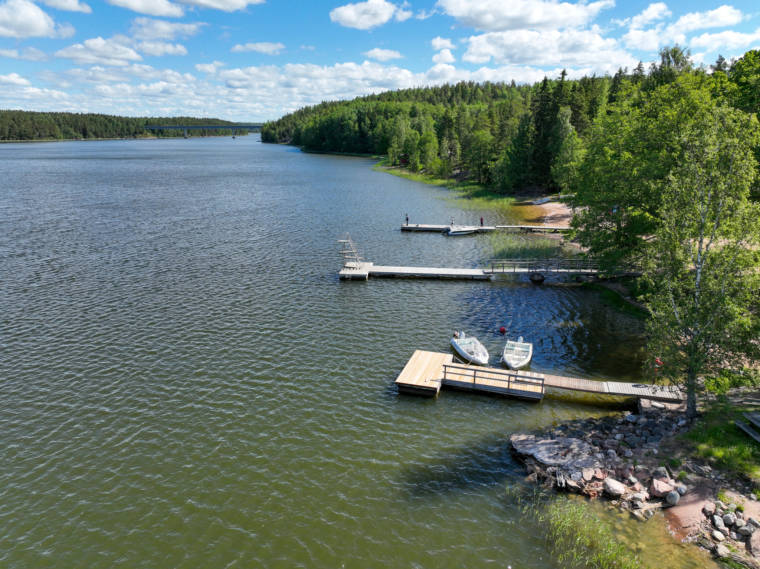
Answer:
[
  {"left": 665, "top": 491, "right": 680, "bottom": 507},
  {"left": 604, "top": 478, "right": 627, "bottom": 498},
  {"left": 749, "top": 530, "right": 760, "bottom": 558},
  {"left": 510, "top": 435, "right": 600, "bottom": 470}
]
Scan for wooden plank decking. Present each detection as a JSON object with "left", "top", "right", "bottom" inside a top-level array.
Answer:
[
  {"left": 339, "top": 261, "right": 490, "bottom": 280},
  {"left": 401, "top": 223, "right": 569, "bottom": 234},
  {"left": 395, "top": 350, "right": 684, "bottom": 403}
]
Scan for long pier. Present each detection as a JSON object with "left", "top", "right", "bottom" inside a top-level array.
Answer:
[
  {"left": 401, "top": 223, "right": 569, "bottom": 234},
  {"left": 395, "top": 350, "right": 683, "bottom": 403}
]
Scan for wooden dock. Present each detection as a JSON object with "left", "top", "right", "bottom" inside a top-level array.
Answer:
[
  {"left": 394, "top": 350, "right": 684, "bottom": 403},
  {"left": 339, "top": 261, "right": 490, "bottom": 280},
  {"left": 401, "top": 223, "right": 569, "bottom": 234}
]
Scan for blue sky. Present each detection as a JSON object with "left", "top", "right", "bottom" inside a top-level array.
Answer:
[{"left": 1, "top": 0, "right": 759, "bottom": 121}]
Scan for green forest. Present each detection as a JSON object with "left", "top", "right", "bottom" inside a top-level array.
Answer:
[
  {"left": 0, "top": 111, "right": 252, "bottom": 141},
  {"left": 262, "top": 47, "right": 760, "bottom": 198}
]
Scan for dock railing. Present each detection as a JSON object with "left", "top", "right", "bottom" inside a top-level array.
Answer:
[
  {"left": 485, "top": 258, "right": 599, "bottom": 274},
  {"left": 442, "top": 363, "right": 544, "bottom": 397}
]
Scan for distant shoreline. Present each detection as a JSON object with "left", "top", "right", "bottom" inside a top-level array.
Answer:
[{"left": 0, "top": 133, "right": 250, "bottom": 144}]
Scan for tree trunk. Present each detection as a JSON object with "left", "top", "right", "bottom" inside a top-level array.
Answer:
[{"left": 686, "top": 367, "right": 698, "bottom": 418}]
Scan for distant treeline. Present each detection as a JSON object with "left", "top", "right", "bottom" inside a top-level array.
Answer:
[
  {"left": 0, "top": 111, "right": 252, "bottom": 141},
  {"left": 262, "top": 47, "right": 760, "bottom": 195}
]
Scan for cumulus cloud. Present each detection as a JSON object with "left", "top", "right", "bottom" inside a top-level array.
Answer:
[
  {"left": 56, "top": 36, "right": 143, "bottom": 66},
  {"left": 690, "top": 28, "right": 760, "bottom": 51},
  {"left": 0, "top": 72, "right": 31, "bottom": 85},
  {"left": 107, "top": 0, "right": 184, "bottom": 18},
  {"left": 431, "top": 36, "right": 454, "bottom": 50},
  {"left": 195, "top": 60, "right": 225, "bottom": 74},
  {"left": 330, "top": 0, "right": 409, "bottom": 30},
  {"left": 364, "top": 47, "right": 402, "bottom": 61},
  {"left": 231, "top": 42, "right": 285, "bottom": 55},
  {"left": 39, "top": 0, "right": 91, "bottom": 12},
  {"left": 179, "top": 0, "right": 264, "bottom": 10},
  {"left": 464, "top": 28, "right": 636, "bottom": 69},
  {"left": 130, "top": 17, "right": 205, "bottom": 40},
  {"left": 623, "top": 4, "right": 745, "bottom": 52},
  {"left": 137, "top": 41, "right": 187, "bottom": 56},
  {"left": 0, "top": 46, "right": 46, "bottom": 60},
  {"left": 432, "top": 48, "right": 455, "bottom": 63},
  {"left": 0, "top": 0, "right": 73, "bottom": 38},
  {"left": 436, "top": 0, "right": 614, "bottom": 31}
]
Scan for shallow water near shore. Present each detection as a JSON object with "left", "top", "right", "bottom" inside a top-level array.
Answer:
[{"left": 0, "top": 135, "right": 715, "bottom": 568}]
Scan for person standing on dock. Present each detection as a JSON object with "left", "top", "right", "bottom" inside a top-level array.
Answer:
[
  {"left": 480, "top": 216, "right": 483, "bottom": 226},
  {"left": 405, "top": 213, "right": 409, "bottom": 225}
]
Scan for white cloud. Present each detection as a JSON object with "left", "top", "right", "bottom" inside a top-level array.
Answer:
[
  {"left": 432, "top": 48, "right": 455, "bottom": 63},
  {"left": 130, "top": 17, "right": 205, "bottom": 40},
  {"left": 690, "top": 28, "right": 760, "bottom": 51},
  {"left": 107, "top": 0, "right": 184, "bottom": 18},
  {"left": 231, "top": 42, "right": 285, "bottom": 55},
  {"left": 56, "top": 36, "right": 143, "bottom": 66},
  {"left": 431, "top": 36, "right": 454, "bottom": 50},
  {"left": 137, "top": 41, "right": 187, "bottom": 56},
  {"left": 195, "top": 60, "right": 225, "bottom": 74},
  {"left": 0, "top": 0, "right": 72, "bottom": 38},
  {"left": 464, "top": 28, "right": 636, "bottom": 70},
  {"left": 179, "top": 0, "right": 264, "bottom": 10},
  {"left": 364, "top": 47, "right": 402, "bottom": 61},
  {"left": 629, "top": 2, "right": 670, "bottom": 29},
  {"left": 623, "top": 4, "right": 746, "bottom": 52},
  {"left": 330, "top": 0, "right": 406, "bottom": 30},
  {"left": 39, "top": 0, "right": 91, "bottom": 13},
  {"left": 0, "top": 72, "right": 31, "bottom": 85},
  {"left": 436, "top": 0, "right": 614, "bottom": 31},
  {"left": 0, "top": 46, "right": 46, "bottom": 60},
  {"left": 670, "top": 5, "right": 743, "bottom": 35}
]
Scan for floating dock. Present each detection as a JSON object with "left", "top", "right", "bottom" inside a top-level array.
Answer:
[
  {"left": 394, "top": 350, "right": 684, "bottom": 403},
  {"left": 401, "top": 223, "right": 569, "bottom": 234},
  {"left": 339, "top": 261, "right": 490, "bottom": 280}
]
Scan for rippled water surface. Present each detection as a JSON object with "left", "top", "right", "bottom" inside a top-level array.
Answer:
[{"left": 1, "top": 136, "right": 711, "bottom": 568}]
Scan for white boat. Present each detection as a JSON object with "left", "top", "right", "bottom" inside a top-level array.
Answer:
[
  {"left": 501, "top": 336, "right": 533, "bottom": 369},
  {"left": 450, "top": 331, "right": 489, "bottom": 365},
  {"left": 446, "top": 225, "right": 479, "bottom": 236}
]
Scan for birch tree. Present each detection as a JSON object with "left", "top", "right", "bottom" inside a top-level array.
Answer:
[{"left": 645, "top": 106, "right": 760, "bottom": 417}]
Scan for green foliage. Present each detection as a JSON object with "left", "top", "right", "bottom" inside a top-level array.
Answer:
[
  {"left": 705, "top": 369, "right": 760, "bottom": 395},
  {"left": 0, "top": 111, "right": 246, "bottom": 141},
  {"left": 684, "top": 402, "right": 760, "bottom": 481}
]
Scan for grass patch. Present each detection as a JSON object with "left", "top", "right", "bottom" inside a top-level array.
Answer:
[
  {"left": 683, "top": 400, "right": 760, "bottom": 483},
  {"left": 507, "top": 487, "right": 643, "bottom": 569},
  {"left": 488, "top": 233, "right": 568, "bottom": 259},
  {"left": 582, "top": 283, "right": 649, "bottom": 319}
]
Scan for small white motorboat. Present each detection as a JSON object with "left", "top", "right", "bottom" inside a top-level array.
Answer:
[
  {"left": 446, "top": 225, "right": 479, "bottom": 236},
  {"left": 450, "top": 331, "right": 489, "bottom": 365},
  {"left": 501, "top": 336, "right": 533, "bottom": 369}
]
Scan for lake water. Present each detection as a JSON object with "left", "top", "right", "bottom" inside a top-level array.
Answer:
[{"left": 0, "top": 135, "right": 715, "bottom": 568}]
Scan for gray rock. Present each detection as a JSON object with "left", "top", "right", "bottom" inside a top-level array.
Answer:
[
  {"left": 735, "top": 517, "right": 746, "bottom": 528},
  {"left": 510, "top": 435, "right": 601, "bottom": 470},
  {"left": 625, "top": 414, "right": 639, "bottom": 423},
  {"left": 604, "top": 477, "right": 627, "bottom": 498},
  {"left": 665, "top": 491, "right": 680, "bottom": 507},
  {"left": 703, "top": 502, "right": 716, "bottom": 516},
  {"left": 715, "top": 500, "right": 727, "bottom": 510},
  {"left": 738, "top": 525, "right": 755, "bottom": 537},
  {"left": 615, "top": 433, "right": 625, "bottom": 441},
  {"left": 750, "top": 531, "right": 760, "bottom": 558},
  {"left": 624, "top": 449, "right": 634, "bottom": 458},
  {"left": 712, "top": 530, "right": 726, "bottom": 542},
  {"left": 724, "top": 513, "right": 737, "bottom": 527},
  {"left": 713, "top": 515, "right": 726, "bottom": 531},
  {"left": 676, "top": 484, "right": 687, "bottom": 496},
  {"left": 713, "top": 544, "right": 730, "bottom": 558},
  {"left": 653, "top": 466, "right": 669, "bottom": 479},
  {"left": 606, "top": 449, "right": 618, "bottom": 459},
  {"left": 748, "top": 517, "right": 760, "bottom": 529}
]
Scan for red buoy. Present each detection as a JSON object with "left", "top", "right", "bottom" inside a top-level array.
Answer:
[{"left": 499, "top": 326, "right": 506, "bottom": 334}]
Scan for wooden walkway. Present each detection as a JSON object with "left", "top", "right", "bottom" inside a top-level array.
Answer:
[
  {"left": 395, "top": 350, "right": 684, "bottom": 403},
  {"left": 339, "top": 261, "right": 490, "bottom": 280},
  {"left": 401, "top": 223, "right": 569, "bottom": 234}
]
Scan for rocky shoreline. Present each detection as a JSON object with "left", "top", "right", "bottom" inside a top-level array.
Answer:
[{"left": 510, "top": 400, "right": 760, "bottom": 567}]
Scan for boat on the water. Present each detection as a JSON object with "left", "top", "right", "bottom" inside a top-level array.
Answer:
[
  {"left": 446, "top": 225, "right": 479, "bottom": 236},
  {"left": 450, "top": 331, "right": 489, "bottom": 365},
  {"left": 501, "top": 336, "right": 533, "bottom": 369}
]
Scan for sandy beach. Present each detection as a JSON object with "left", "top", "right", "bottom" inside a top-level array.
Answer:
[{"left": 511, "top": 197, "right": 573, "bottom": 228}]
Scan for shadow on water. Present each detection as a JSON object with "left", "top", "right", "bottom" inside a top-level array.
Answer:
[{"left": 399, "top": 430, "right": 526, "bottom": 497}]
